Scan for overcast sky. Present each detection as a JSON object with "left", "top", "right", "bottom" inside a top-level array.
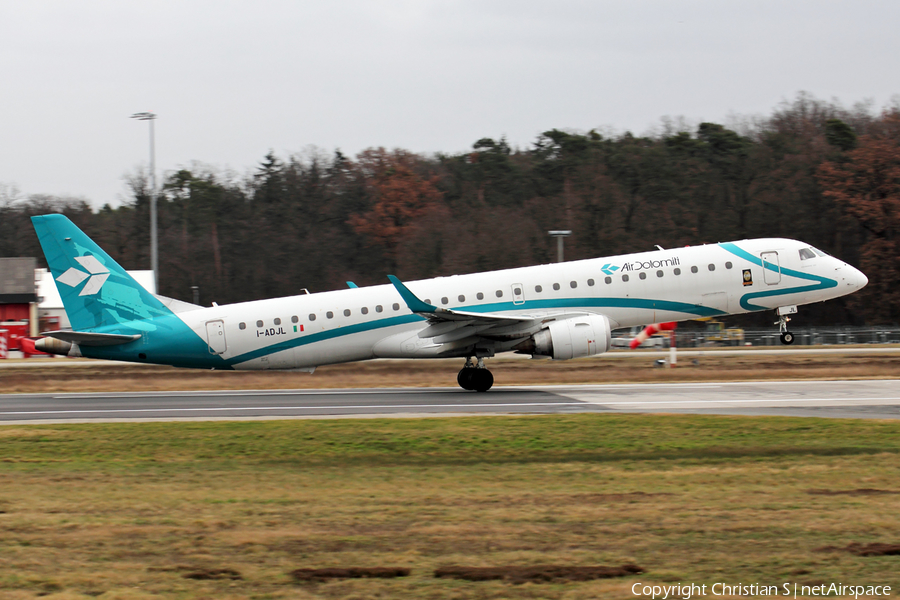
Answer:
[{"left": 2, "top": 0, "right": 898, "bottom": 207}]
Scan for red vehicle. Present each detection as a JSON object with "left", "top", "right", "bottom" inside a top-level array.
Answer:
[{"left": 0, "top": 320, "right": 50, "bottom": 357}]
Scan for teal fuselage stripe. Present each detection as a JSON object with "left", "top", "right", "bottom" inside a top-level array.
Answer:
[
  {"left": 225, "top": 313, "right": 422, "bottom": 365},
  {"left": 225, "top": 296, "right": 726, "bottom": 366},
  {"left": 718, "top": 242, "right": 838, "bottom": 311}
]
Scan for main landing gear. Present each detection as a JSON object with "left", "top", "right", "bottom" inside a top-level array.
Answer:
[{"left": 457, "top": 357, "right": 493, "bottom": 392}]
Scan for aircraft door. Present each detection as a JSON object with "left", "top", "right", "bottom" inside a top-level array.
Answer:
[
  {"left": 205, "top": 320, "right": 227, "bottom": 355},
  {"left": 760, "top": 252, "right": 781, "bottom": 285},
  {"left": 511, "top": 283, "right": 525, "bottom": 305}
]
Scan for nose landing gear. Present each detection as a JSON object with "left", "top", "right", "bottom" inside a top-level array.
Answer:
[
  {"left": 775, "top": 306, "right": 797, "bottom": 345},
  {"left": 457, "top": 357, "right": 493, "bottom": 392}
]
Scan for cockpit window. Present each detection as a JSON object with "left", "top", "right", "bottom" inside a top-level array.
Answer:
[
  {"left": 799, "top": 248, "right": 816, "bottom": 260},
  {"left": 811, "top": 247, "right": 828, "bottom": 258}
]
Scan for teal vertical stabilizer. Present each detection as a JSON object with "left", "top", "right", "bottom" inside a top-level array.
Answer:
[{"left": 31, "top": 214, "right": 173, "bottom": 332}]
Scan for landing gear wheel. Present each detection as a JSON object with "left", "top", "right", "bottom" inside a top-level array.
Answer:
[
  {"left": 775, "top": 310, "right": 796, "bottom": 346},
  {"left": 471, "top": 369, "right": 494, "bottom": 393},
  {"left": 458, "top": 357, "right": 494, "bottom": 392},
  {"left": 457, "top": 368, "right": 476, "bottom": 391}
]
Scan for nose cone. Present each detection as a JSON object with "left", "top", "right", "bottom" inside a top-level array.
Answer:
[{"left": 848, "top": 266, "right": 868, "bottom": 290}]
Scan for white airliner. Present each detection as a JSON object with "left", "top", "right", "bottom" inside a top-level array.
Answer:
[{"left": 29, "top": 214, "right": 867, "bottom": 391}]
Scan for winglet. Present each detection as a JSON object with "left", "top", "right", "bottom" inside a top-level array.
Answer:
[{"left": 387, "top": 275, "right": 436, "bottom": 313}]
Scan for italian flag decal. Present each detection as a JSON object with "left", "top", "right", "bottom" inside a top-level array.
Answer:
[{"left": 294, "top": 325, "right": 304, "bottom": 332}]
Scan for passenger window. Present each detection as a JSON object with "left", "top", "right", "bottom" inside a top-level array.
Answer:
[
  {"left": 361, "top": 307, "right": 368, "bottom": 315},
  {"left": 553, "top": 283, "right": 560, "bottom": 291},
  {"left": 344, "top": 309, "right": 351, "bottom": 316},
  {"left": 458, "top": 295, "right": 465, "bottom": 302},
  {"left": 656, "top": 270, "right": 663, "bottom": 277},
  {"left": 256, "top": 320, "right": 263, "bottom": 327},
  {"left": 513, "top": 287, "right": 521, "bottom": 295},
  {"left": 424, "top": 299, "right": 431, "bottom": 305},
  {"left": 535, "top": 285, "right": 542, "bottom": 293},
  {"left": 326, "top": 311, "right": 334, "bottom": 319},
  {"left": 570, "top": 281, "right": 577, "bottom": 288},
  {"left": 441, "top": 297, "right": 449, "bottom": 305},
  {"left": 725, "top": 261, "right": 733, "bottom": 269},
  {"left": 674, "top": 268, "right": 681, "bottom": 275},
  {"left": 309, "top": 314, "right": 317, "bottom": 321},
  {"left": 495, "top": 290, "right": 503, "bottom": 298},
  {"left": 622, "top": 275, "right": 629, "bottom": 282},
  {"left": 477, "top": 292, "right": 484, "bottom": 300},
  {"left": 291, "top": 316, "right": 299, "bottom": 323},
  {"left": 708, "top": 264, "right": 716, "bottom": 271},
  {"left": 587, "top": 279, "right": 594, "bottom": 286},
  {"left": 691, "top": 266, "right": 699, "bottom": 274},
  {"left": 799, "top": 248, "right": 816, "bottom": 260},
  {"left": 639, "top": 272, "right": 647, "bottom": 280},
  {"left": 375, "top": 305, "right": 383, "bottom": 313},
  {"left": 604, "top": 276, "right": 612, "bottom": 284},
  {"left": 274, "top": 318, "right": 281, "bottom": 325},
  {"left": 239, "top": 322, "right": 246, "bottom": 330},
  {"left": 392, "top": 303, "right": 400, "bottom": 311}
]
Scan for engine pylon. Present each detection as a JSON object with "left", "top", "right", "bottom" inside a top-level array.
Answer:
[{"left": 629, "top": 322, "right": 676, "bottom": 350}]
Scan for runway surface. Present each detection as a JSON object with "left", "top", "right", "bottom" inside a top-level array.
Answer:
[{"left": 1, "top": 380, "right": 899, "bottom": 423}]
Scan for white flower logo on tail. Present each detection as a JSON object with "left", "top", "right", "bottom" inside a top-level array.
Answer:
[{"left": 56, "top": 255, "right": 110, "bottom": 296}]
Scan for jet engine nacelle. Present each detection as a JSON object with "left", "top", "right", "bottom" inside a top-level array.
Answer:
[{"left": 531, "top": 314, "right": 612, "bottom": 360}]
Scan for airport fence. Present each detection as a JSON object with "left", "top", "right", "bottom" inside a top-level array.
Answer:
[
  {"left": 613, "top": 326, "right": 900, "bottom": 348},
  {"left": 676, "top": 327, "right": 900, "bottom": 347}
]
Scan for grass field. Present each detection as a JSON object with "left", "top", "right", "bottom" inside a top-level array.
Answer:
[
  {"left": 2, "top": 349, "right": 900, "bottom": 393},
  {"left": 1, "top": 414, "right": 899, "bottom": 599}
]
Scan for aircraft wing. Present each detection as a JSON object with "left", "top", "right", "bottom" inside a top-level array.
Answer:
[{"left": 384, "top": 275, "right": 597, "bottom": 356}]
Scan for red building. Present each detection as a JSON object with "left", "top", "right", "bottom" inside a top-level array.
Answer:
[{"left": 0, "top": 257, "right": 39, "bottom": 354}]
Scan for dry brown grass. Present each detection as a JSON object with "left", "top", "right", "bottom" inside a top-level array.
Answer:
[
  {"left": 3, "top": 349, "right": 899, "bottom": 393},
  {"left": 1, "top": 415, "right": 899, "bottom": 599},
  {"left": 2, "top": 455, "right": 898, "bottom": 599}
]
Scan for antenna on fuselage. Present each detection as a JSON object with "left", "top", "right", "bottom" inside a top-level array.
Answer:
[{"left": 655, "top": 245, "right": 664, "bottom": 251}]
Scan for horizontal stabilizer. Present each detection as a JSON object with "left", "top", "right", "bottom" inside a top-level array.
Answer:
[{"left": 44, "top": 330, "right": 141, "bottom": 346}]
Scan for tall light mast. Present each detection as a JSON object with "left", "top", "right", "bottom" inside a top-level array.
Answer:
[{"left": 130, "top": 111, "right": 158, "bottom": 292}]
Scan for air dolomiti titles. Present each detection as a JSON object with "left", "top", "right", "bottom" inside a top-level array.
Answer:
[{"left": 619, "top": 256, "right": 681, "bottom": 272}]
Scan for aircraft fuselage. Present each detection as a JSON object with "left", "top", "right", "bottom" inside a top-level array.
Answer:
[{"left": 77, "top": 238, "right": 866, "bottom": 371}]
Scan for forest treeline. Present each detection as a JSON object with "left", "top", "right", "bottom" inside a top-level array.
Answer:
[{"left": 2, "top": 94, "right": 898, "bottom": 325}]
